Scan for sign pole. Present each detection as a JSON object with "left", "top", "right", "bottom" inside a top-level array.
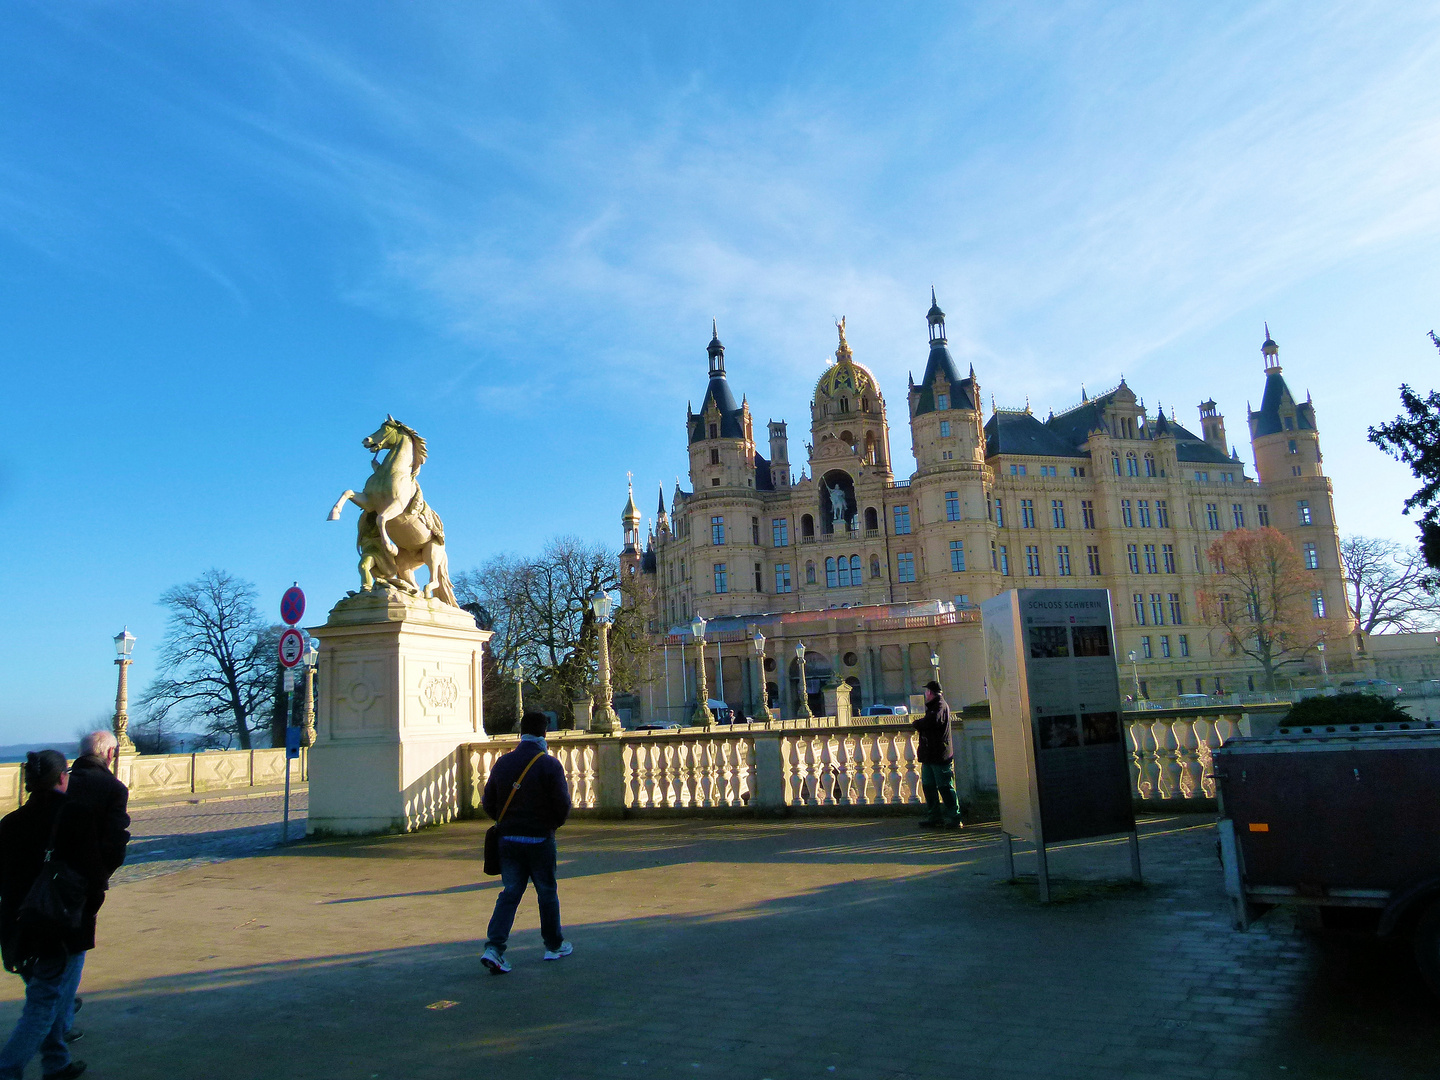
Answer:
[
  {"left": 283, "top": 685, "right": 292, "bottom": 843},
  {"left": 278, "top": 585, "right": 306, "bottom": 845}
]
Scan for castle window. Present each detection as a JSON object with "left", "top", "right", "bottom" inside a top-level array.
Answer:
[
  {"left": 871, "top": 555, "right": 881, "bottom": 579},
  {"left": 1312, "top": 592, "right": 1326, "bottom": 617},
  {"left": 713, "top": 563, "right": 728, "bottom": 594},
  {"left": 1178, "top": 633, "right": 1189, "bottom": 657},
  {"left": 1194, "top": 471, "right": 1209, "bottom": 482},
  {"left": 826, "top": 557, "right": 838, "bottom": 588},
  {"left": 1257, "top": 503, "right": 1269, "bottom": 526},
  {"left": 709, "top": 423, "right": 717, "bottom": 439},
  {"left": 1056, "top": 545, "right": 1072, "bottom": 576},
  {"left": 1127, "top": 544, "right": 1140, "bottom": 573},
  {"left": 937, "top": 393, "right": 949, "bottom": 410},
  {"left": 1288, "top": 439, "right": 1297, "bottom": 454},
  {"left": 1070, "top": 466, "right": 1086, "bottom": 477},
  {"left": 1133, "top": 593, "right": 1146, "bottom": 625},
  {"left": 755, "top": 563, "right": 763, "bottom": 591},
  {"left": 1144, "top": 544, "right": 1158, "bottom": 574},
  {"left": 840, "top": 398, "right": 850, "bottom": 413},
  {"left": 1121, "top": 500, "right": 1133, "bottom": 528},
  {"left": 1086, "top": 545, "right": 1101, "bottom": 575},
  {"left": 994, "top": 499, "right": 1005, "bottom": 527},
  {"left": 945, "top": 491, "right": 960, "bottom": 521},
  {"left": 1206, "top": 504, "right": 1220, "bottom": 530},
  {"left": 1284, "top": 416, "right": 1294, "bottom": 430},
  {"left": 1161, "top": 636, "right": 1171, "bottom": 658},
  {"left": 864, "top": 507, "right": 879, "bottom": 532},
  {"left": 1126, "top": 453, "right": 1139, "bottom": 477},
  {"left": 711, "top": 516, "right": 726, "bottom": 544},
  {"left": 897, "top": 552, "right": 916, "bottom": 583},
  {"left": 1142, "top": 636, "right": 1152, "bottom": 659},
  {"left": 1051, "top": 500, "right": 1066, "bottom": 528},
  {"left": 711, "top": 477, "right": 720, "bottom": 486},
  {"left": 850, "top": 555, "right": 861, "bottom": 583},
  {"left": 1232, "top": 504, "right": 1245, "bottom": 529},
  {"left": 862, "top": 397, "right": 870, "bottom": 413},
  {"left": 893, "top": 506, "right": 911, "bottom": 535},
  {"left": 710, "top": 448, "right": 720, "bottom": 465},
  {"left": 805, "top": 561, "right": 816, "bottom": 584},
  {"left": 950, "top": 541, "right": 966, "bottom": 572},
  {"left": 1081, "top": 500, "right": 1095, "bottom": 529},
  {"left": 1304, "top": 542, "right": 1319, "bottom": 570},
  {"left": 940, "top": 421, "right": 951, "bottom": 437},
  {"left": 1113, "top": 453, "right": 1121, "bottom": 476},
  {"left": 1156, "top": 500, "right": 1169, "bottom": 527},
  {"left": 1162, "top": 544, "right": 1175, "bottom": 573},
  {"left": 1024, "top": 545, "right": 1041, "bottom": 576},
  {"left": 1138, "top": 500, "right": 1151, "bottom": 528},
  {"left": 1010, "top": 464, "right": 1027, "bottom": 476},
  {"left": 1020, "top": 500, "right": 1035, "bottom": 528},
  {"left": 801, "top": 514, "right": 815, "bottom": 539},
  {"left": 773, "top": 518, "right": 789, "bottom": 547},
  {"left": 998, "top": 545, "right": 1010, "bottom": 576},
  {"left": 1144, "top": 454, "right": 1156, "bottom": 477},
  {"left": 775, "top": 563, "right": 792, "bottom": 593},
  {"left": 1298, "top": 500, "right": 1312, "bottom": 525}
]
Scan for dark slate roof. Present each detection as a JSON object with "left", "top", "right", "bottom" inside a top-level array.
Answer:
[
  {"left": 984, "top": 411, "right": 1088, "bottom": 459},
  {"left": 1044, "top": 399, "right": 1110, "bottom": 448},
  {"left": 913, "top": 343, "right": 976, "bottom": 414},
  {"left": 689, "top": 373, "right": 746, "bottom": 443},
  {"left": 754, "top": 450, "right": 775, "bottom": 491},
  {"left": 1175, "top": 440, "right": 1234, "bottom": 465},
  {"left": 1250, "top": 371, "right": 1312, "bottom": 437},
  {"left": 641, "top": 550, "right": 657, "bottom": 573}
]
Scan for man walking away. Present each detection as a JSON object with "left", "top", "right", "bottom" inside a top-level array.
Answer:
[
  {"left": 61, "top": 732, "right": 130, "bottom": 1043},
  {"left": 914, "top": 680, "right": 963, "bottom": 830},
  {"left": 480, "top": 713, "right": 572, "bottom": 974},
  {"left": 0, "top": 751, "right": 106, "bottom": 1080}
]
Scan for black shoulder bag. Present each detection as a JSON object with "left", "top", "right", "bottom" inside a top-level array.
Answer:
[
  {"left": 484, "top": 752, "right": 544, "bottom": 876},
  {"left": 17, "top": 805, "right": 88, "bottom": 935}
]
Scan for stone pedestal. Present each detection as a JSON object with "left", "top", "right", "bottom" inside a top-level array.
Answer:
[
  {"left": 822, "top": 678, "right": 853, "bottom": 724},
  {"left": 307, "top": 589, "right": 491, "bottom": 836}
]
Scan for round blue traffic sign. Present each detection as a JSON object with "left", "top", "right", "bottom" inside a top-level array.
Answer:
[{"left": 281, "top": 585, "right": 306, "bottom": 626}]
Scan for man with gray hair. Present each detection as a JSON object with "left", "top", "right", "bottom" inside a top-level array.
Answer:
[{"left": 61, "top": 731, "right": 131, "bottom": 1043}]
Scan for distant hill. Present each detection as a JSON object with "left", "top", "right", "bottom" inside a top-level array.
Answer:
[{"left": 0, "top": 742, "right": 76, "bottom": 763}]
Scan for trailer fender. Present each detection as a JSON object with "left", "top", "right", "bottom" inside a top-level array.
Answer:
[{"left": 1378, "top": 877, "right": 1440, "bottom": 939}]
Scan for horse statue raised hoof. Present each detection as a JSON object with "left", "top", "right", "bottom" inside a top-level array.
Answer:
[{"left": 328, "top": 415, "right": 459, "bottom": 607}]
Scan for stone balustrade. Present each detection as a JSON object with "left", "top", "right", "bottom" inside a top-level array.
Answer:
[
  {"left": 0, "top": 746, "right": 308, "bottom": 810},
  {"left": 1124, "top": 703, "right": 1289, "bottom": 803}
]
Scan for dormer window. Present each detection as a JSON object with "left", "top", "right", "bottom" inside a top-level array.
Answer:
[
  {"left": 1283, "top": 416, "right": 1294, "bottom": 430},
  {"left": 709, "top": 423, "right": 718, "bottom": 439},
  {"left": 937, "top": 393, "right": 949, "bottom": 410}
]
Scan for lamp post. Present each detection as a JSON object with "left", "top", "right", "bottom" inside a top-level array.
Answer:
[
  {"left": 590, "top": 589, "right": 619, "bottom": 734},
  {"left": 751, "top": 631, "right": 775, "bottom": 724},
  {"left": 1127, "top": 649, "right": 1141, "bottom": 702},
  {"left": 112, "top": 628, "right": 136, "bottom": 757},
  {"left": 1317, "top": 641, "right": 1329, "bottom": 689},
  {"left": 929, "top": 649, "right": 941, "bottom": 687},
  {"left": 690, "top": 614, "right": 714, "bottom": 727},
  {"left": 302, "top": 640, "right": 319, "bottom": 747},
  {"left": 515, "top": 659, "right": 525, "bottom": 720},
  {"left": 795, "top": 640, "right": 814, "bottom": 720}
]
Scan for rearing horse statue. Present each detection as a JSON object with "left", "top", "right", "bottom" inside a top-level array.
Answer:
[{"left": 327, "top": 415, "right": 459, "bottom": 606}]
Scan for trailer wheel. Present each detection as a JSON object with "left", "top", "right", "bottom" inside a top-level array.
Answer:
[{"left": 1413, "top": 900, "right": 1440, "bottom": 995}]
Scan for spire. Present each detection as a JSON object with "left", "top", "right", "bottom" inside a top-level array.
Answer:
[
  {"left": 622, "top": 477, "right": 641, "bottom": 529},
  {"left": 836, "top": 316, "right": 852, "bottom": 362},
  {"left": 926, "top": 289, "right": 947, "bottom": 344},
  {"left": 1262, "top": 323, "right": 1280, "bottom": 372},
  {"left": 657, "top": 484, "right": 666, "bottom": 516},
  {"left": 707, "top": 319, "right": 725, "bottom": 376},
  {"left": 1081, "top": 384, "right": 1087, "bottom": 401}
]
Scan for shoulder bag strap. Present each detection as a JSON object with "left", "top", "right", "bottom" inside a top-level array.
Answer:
[
  {"left": 496, "top": 751, "right": 544, "bottom": 825},
  {"left": 41, "top": 801, "right": 66, "bottom": 864}
]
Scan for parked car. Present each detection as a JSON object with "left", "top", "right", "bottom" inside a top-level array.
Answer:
[
  {"left": 631, "top": 721, "right": 683, "bottom": 731},
  {"left": 1175, "top": 694, "right": 1212, "bottom": 707},
  {"left": 863, "top": 704, "right": 909, "bottom": 717},
  {"left": 1338, "top": 679, "right": 1401, "bottom": 698}
]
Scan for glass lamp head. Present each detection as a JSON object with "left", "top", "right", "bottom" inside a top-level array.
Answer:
[
  {"left": 690, "top": 614, "right": 706, "bottom": 641},
  {"left": 589, "top": 589, "right": 613, "bottom": 622},
  {"left": 114, "top": 628, "right": 136, "bottom": 659},
  {"left": 1127, "top": 650, "right": 1137, "bottom": 663},
  {"left": 751, "top": 630, "right": 765, "bottom": 656},
  {"left": 304, "top": 641, "right": 319, "bottom": 668},
  {"left": 795, "top": 640, "right": 806, "bottom": 662}
]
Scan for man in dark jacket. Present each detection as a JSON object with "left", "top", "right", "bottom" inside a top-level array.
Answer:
[
  {"left": 0, "top": 750, "right": 105, "bottom": 1080},
  {"left": 480, "top": 713, "right": 572, "bottom": 974},
  {"left": 913, "top": 680, "right": 962, "bottom": 829},
  {"left": 61, "top": 730, "right": 130, "bottom": 1042}
]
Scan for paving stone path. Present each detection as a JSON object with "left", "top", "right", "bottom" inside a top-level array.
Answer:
[{"left": 15, "top": 812, "right": 1438, "bottom": 1079}]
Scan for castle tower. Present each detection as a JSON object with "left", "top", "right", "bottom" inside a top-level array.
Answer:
[
  {"left": 908, "top": 289, "right": 985, "bottom": 475},
  {"left": 808, "top": 318, "right": 893, "bottom": 533},
  {"left": 767, "top": 420, "right": 790, "bottom": 488},
  {"left": 1198, "top": 399, "right": 1228, "bottom": 455},
  {"left": 687, "top": 321, "right": 757, "bottom": 491},
  {"left": 620, "top": 479, "right": 643, "bottom": 579},
  {"left": 655, "top": 484, "right": 670, "bottom": 537},
  {"left": 1247, "top": 325, "right": 1322, "bottom": 485}
]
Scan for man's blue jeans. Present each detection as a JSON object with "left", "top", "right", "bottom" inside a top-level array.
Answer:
[
  {"left": 0, "top": 950, "right": 85, "bottom": 1079},
  {"left": 486, "top": 837, "right": 563, "bottom": 956}
]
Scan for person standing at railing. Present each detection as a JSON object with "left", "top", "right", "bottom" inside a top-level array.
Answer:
[
  {"left": 479, "top": 713, "right": 573, "bottom": 974},
  {"left": 914, "top": 681, "right": 963, "bottom": 830}
]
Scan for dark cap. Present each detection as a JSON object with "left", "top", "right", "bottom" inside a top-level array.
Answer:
[{"left": 924, "top": 680, "right": 943, "bottom": 695}]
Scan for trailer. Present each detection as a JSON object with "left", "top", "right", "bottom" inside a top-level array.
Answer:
[{"left": 1213, "top": 719, "right": 1440, "bottom": 992}]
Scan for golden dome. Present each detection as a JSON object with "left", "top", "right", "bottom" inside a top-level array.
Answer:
[{"left": 814, "top": 317, "right": 879, "bottom": 400}]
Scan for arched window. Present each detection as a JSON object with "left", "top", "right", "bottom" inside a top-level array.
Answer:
[
  {"left": 850, "top": 555, "right": 862, "bottom": 583},
  {"left": 1126, "top": 453, "right": 1139, "bottom": 477},
  {"left": 1144, "top": 453, "right": 1156, "bottom": 477},
  {"left": 864, "top": 507, "right": 879, "bottom": 532},
  {"left": 801, "top": 514, "right": 815, "bottom": 538},
  {"left": 862, "top": 396, "right": 870, "bottom": 413},
  {"left": 806, "top": 561, "right": 817, "bottom": 584},
  {"left": 826, "top": 557, "right": 838, "bottom": 588},
  {"left": 840, "top": 398, "right": 850, "bottom": 413},
  {"left": 870, "top": 555, "right": 881, "bottom": 579},
  {"left": 1112, "top": 452, "right": 1121, "bottom": 476}
]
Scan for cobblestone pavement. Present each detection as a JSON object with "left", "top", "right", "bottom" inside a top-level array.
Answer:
[
  {"left": 113, "top": 786, "right": 308, "bottom": 885},
  {"left": 15, "top": 813, "right": 1439, "bottom": 1080}
]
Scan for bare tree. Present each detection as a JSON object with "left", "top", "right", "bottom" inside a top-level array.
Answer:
[
  {"left": 1341, "top": 535, "right": 1440, "bottom": 634},
  {"left": 1198, "top": 528, "right": 1346, "bottom": 689},
  {"left": 138, "top": 570, "right": 278, "bottom": 749}
]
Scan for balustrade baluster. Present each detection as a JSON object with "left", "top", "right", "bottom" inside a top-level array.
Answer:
[
  {"left": 694, "top": 740, "right": 712, "bottom": 807},
  {"left": 1128, "top": 722, "right": 1157, "bottom": 799},
  {"left": 623, "top": 743, "right": 639, "bottom": 808},
  {"left": 816, "top": 735, "right": 835, "bottom": 806},
  {"left": 835, "top": 733, "right": 855, "bottom": 805},
  {"left": 782, "top": 736, "right": 799, "bottom": 804},
  {"left": 741, "top": 739, "right": 756, "bottom": 805},
  {"left": 720, "top": 739, "right": 737, "bottom": 806},
  {"left": 1192, "top": 719, "right": 1218, "bottom": 799},
  {"left": 1150, "top": 720, "right": 1179, "bottom": 799},
  {"left": 901, "top": 732, "right": 922, "bottom": 803},
  {"left": 1172, "top": 721, "right": 1201, "bottom": 800},
  {"left": 884, "top": 734, "right": 903, "bottom": 805}
]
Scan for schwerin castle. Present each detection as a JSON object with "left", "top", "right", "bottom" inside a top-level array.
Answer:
[{"left": 617, "top": 294, "right": 1351, "bottom": 722}]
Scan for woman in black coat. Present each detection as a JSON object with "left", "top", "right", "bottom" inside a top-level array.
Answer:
[{"left": 0, "top": 750, "right": 105, "bottom": 1080}]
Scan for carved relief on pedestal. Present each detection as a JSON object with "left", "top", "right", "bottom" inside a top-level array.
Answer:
[
  {"left": 408, "top": 657, "right": 473, "bottom": 727},
  {"left": 331, "top": 658, "right": 390, "bottom": 735}
]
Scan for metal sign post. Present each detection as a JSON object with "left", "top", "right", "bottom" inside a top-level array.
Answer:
[{"left": 278, "top": 588, "right": 306, "bottom": 843}]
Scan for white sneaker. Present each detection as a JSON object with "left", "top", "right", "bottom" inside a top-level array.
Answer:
[
  {"left": 481, "top": 947, "right": 511, "bottom": 974},
  {"left": 543, "top": 941, "right": 573, "bottom": 961}
]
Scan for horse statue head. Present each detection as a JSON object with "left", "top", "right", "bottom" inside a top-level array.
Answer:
[{"left": 363, "top": 414, "right": 428, "bottom": 474}]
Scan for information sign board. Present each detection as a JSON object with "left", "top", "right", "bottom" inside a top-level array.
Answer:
[
  {"left": 278, "top": 627, "right": 306, "bottom": 669},
  {"left": 982, "top": 588, "right": 1136, "bottom": 851}
]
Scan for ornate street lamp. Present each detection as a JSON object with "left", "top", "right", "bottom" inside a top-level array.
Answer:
[
  {"left": 590, "top": 589, "right": 619, "bottom": 734},
  {"left": 795, "top": 640, "right": 814, "bottom": 720},
  {"left": 690, "top": 614, "right": 714, "bottom": 727},
  {"left": 515, "top": 658, "right": 526, "bottom": 719},
  {"left": 112, "top": 628, "right": 137, "bottom": 758},
  {"left": 1316, "top": 641, "right": 1329, "bottom": 688},
  {"left": 751, "top": 631, "right": 775, "bottom": 724},
  {"left": 1127, "top": 650, "right": 1142, "bottom": 702},
  {"left": 929, "top": 649, "right": 941, "bottom": 686},
  {"left": 302, "top": 640, "right": 319, "bottom": 747}
]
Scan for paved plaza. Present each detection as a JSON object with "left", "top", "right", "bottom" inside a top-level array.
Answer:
[{"left": 3, "top": 806, "right": 1435, "bottom": 1080}]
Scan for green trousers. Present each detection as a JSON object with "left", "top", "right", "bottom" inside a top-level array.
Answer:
[{"left": 920, "top": 761, "right": 961, "bottom": 825}]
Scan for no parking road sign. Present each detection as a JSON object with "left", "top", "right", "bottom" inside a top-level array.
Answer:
[
  {"left": 281, "top": 584, "right": 306, "bottom": 626},
  {"left": 278, "top": 627, "right": 306, "bottom": 668}
]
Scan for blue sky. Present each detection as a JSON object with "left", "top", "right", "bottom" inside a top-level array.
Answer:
[{"left": 3, "top": 2, "right": 1439, "bottom": 742}]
